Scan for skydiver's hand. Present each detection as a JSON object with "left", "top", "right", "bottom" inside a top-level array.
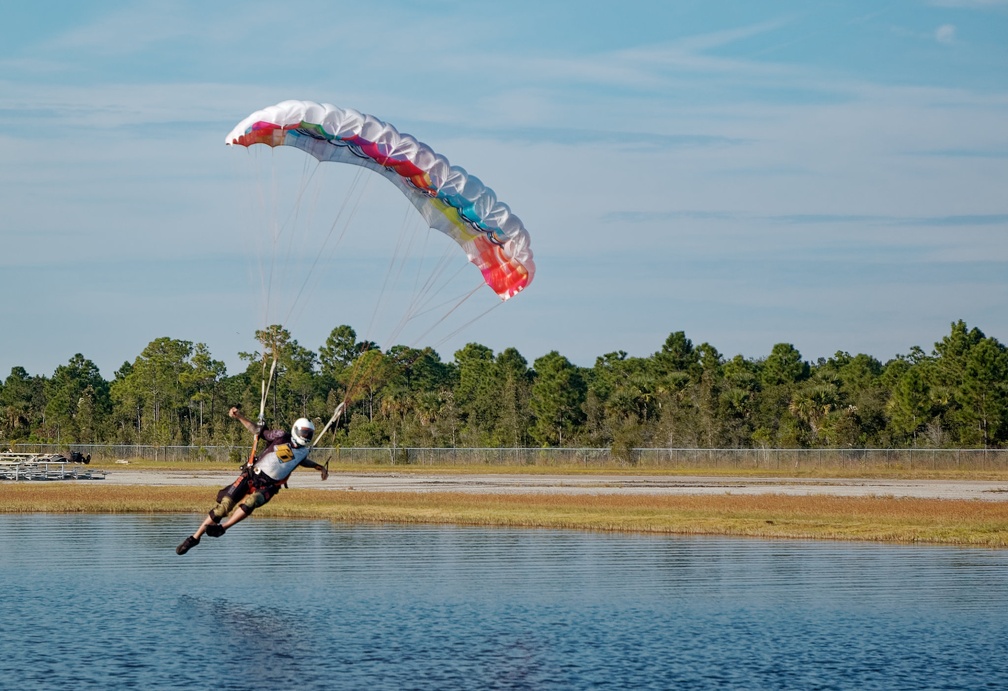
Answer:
[{"left": 228, "top": 406, "right": 241, "bottom": 418}]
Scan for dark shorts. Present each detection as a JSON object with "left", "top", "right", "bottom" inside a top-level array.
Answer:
[{"left": 209, "top": 469, "right": 282, "bottom": 521}]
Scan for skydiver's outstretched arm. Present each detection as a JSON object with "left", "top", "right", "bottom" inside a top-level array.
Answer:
[
  {"left": 229, "top": 406, "right": 263, "bottom": 435},
  {"left": 298, "top": 458, "right": 329, "bottom": 481}
]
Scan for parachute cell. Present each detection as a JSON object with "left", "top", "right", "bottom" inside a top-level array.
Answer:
[{"left": 225, "top": 100, "right": 534, "bottom": 300}]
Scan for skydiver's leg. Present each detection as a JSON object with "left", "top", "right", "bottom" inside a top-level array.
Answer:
[
  {"left": 192, "top": 513, "right": 220, "bottom": 539},
  {"left": 176, "top": 503, "right": 231, "bottom": 553},
  {"left": 219, "top": 505, "right": 251, "bottom": 530},
  {"left": 176, "top": 473, "right": 249, "bottom": 553},
  {"left": 206, "top": 485, "right": 277, "bottom": 537}
]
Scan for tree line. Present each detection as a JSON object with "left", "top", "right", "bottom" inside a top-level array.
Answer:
[{"left": 2, "top": 320, "right": 1006, "bottom": 452}]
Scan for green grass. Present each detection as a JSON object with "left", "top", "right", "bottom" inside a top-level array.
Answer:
[{"left": 4, "top": 482, "right": 1008, "bottom": 547}]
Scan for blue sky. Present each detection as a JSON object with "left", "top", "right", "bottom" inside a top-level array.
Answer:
[{"left": 2, "top": 0, "right": 1007, "bottom": 379}]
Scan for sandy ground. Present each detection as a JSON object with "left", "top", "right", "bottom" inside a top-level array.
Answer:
[{"left": 99, "top": 468, "right": 1008, "bottom": 501}]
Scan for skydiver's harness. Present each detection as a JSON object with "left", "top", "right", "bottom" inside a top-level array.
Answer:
[
  {"left": 247, "top": 464, "right": 287, "bottom": 491},
  {"left": 212, "top": 435, "right": 302, "bottom": 515},
  {"left": 214, "top": 465, "right": 284, "bottom": 507}
]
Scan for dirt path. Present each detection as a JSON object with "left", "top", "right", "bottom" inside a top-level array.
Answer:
[{"left": 100, "top": 469, "right": 1008, "bottom": 501}]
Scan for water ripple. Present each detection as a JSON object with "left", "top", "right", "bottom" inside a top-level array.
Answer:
[{"left": 1, "top": 515, "right": 1007, "bottom": 689}]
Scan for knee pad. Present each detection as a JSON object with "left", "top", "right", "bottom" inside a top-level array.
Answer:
[
  {"left": 239, "top": 496, "right": 259, "bottom": 515},
  {"left": 209, "top": 496, "right": 236, "bottom": 521}
]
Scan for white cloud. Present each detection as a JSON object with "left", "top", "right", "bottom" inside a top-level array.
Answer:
[
  {"left": 929, "top": 0, "right": 1008, "bottom": 7},
  {"left": 935, "top": 24, "right": 957, "bottom": 44}
]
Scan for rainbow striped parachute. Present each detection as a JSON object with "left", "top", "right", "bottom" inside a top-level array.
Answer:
[{"left": 226, "top": 100, "right": 534, "bottom": 300}]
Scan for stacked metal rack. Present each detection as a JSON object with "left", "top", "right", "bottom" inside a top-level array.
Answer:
[{"left": 0, "top": 452, "right": 106, "bottom": 481}]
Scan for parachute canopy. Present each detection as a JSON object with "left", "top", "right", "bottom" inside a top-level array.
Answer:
[{"left": 225, "top": 100, "right": 534, "bottom": 300}]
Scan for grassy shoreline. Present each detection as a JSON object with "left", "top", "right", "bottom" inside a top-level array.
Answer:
[
  {"left": 4, "top": 482, "right": 1008, "bottom": 547},
  {"left": 81, "top": 458, "right": 1008, "bottom": 481}
]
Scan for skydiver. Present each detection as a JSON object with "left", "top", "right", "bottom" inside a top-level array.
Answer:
[{"left": 175, "top": 406, "right": 328, "bottom": 555}]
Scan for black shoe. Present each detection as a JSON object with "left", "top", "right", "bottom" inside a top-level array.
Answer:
[
  {"left": 176, "top": 535, "right": 200, "bottom": 555},
  {"left": 205, "top": 523, "right": 226, "bottom": 538}
]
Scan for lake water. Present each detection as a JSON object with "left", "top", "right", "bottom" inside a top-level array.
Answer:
[{"left": 1, "top": 514, "right": 1007, "bottom": 690}]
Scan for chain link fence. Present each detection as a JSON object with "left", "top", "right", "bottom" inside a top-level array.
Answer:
[{"left": 10, "top": 443, "right": 1008, "bottom": 470}]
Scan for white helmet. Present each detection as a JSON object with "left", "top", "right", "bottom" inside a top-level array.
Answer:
[{"left": 291, "top": 417, "right": 315, "bottom": 446}]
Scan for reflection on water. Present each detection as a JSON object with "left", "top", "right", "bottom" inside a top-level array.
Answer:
[{"left": 1, "top": 514, "right": 1007, "bottom": 689}]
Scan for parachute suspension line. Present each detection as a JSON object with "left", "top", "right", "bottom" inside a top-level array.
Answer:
[
  {"left": 237, "top": 149, "right": 267, "bottom": 306},
  {"left": 334, "top": 281, "right": 487, "bottom": 435},
  {"left": 341, "top": 205, "right": 494, "bottom": 418},
  {"left": 262, "top": 152, "right": 318, "bottom": 328},
  {"left": 266, "top": 156, "right": 322, "bottom": 332},
  {"left": 246, "top": 349, "right": 278, "bottom": 467},
  {"left": 364, "top": 206, "right": 474, "bottom": 354},
  {"left": 255, "top": 151, "right": 318, "bottom": 332},
  {"left": 246, "top": 149, "right": 280, "bottom": 335},
  {"left": 382, "top": 233, "right": 486, "bottom": 354},
  {"left": 279, "top": 155, "right": 336, "bottom": 323},
  {"left": 275, "top": 163, "right": 369, "bottom": 443},
  {"left": 406, "top": 207, "right": 432, "bottom": 300},
  {"left": 257, "top": 159, "right": 368, "bottom": 447},
  {"left": 421, "top": 283, "right": 501, "bottom": 352},
  {"left": 312, "top": 401, "right": 346, "bottom": 450},
  {"left": 337, "top": 289, "right": 489, "bottom": 429},
  {"left": 260, "top": 348, "right": 279, "bottom": 424},
  {"left": 392, "top": 203, "right": 428, "bottom": 304},
  {"left": 386, "top": 256, "right": 468, "bottom": 349},
  {"left": 404, "top": 251, "right": 474, "bottom": 321},
  {"left": 276, "top": 156, "right": 319, "bottom": 310},
  {"left": 257, "top": 153, "right": 349, "bottom": 335},
  {"left": 339, "top": 282, "right": 490, "bottom": 431},
  {"left": 398, "top": 278, "right": 485, "bottom": 329},
  {"left": 397, "top": 226, "right": 460, "bottom": 322},
  {"left": 362, "top": 201, "right": 421, "bottom": 349},
  {"left": 282, "top": 167, "right": 371, "bottom": 330}
]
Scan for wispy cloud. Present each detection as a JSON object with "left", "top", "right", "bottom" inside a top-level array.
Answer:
[
  {"left": 928, "top": 0, "right": 1008, "bottom": 8},
  {"left": 909, "top": 147, "right": 1008, "bottom": 158},
  {"left": 935, "top": 24, "right": 958, "bottom": 44},
  {"left": 604, "top": 211, "right": 1008, "bottom": 228},
  {"left": 904, "top": 214, "right": 1008, "bottom": 226},
  {"left": 771, "top": 213, "right": 1008, "bottom": 228}
]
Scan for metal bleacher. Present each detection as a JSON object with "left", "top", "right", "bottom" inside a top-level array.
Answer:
[{"left": 0, "top": 452, "right": 106, "bottom": 481}]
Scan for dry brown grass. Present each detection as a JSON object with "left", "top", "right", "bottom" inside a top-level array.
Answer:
[
  {"left": 86, "top": 458, "right": 1008, "bottom": 481},
  {"left": 4, "top": 483, "right": 1007, "bottom": 547}
]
